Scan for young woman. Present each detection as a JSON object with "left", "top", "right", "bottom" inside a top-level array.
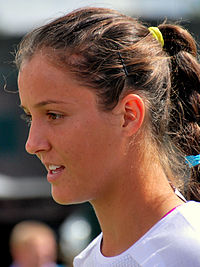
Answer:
[{"left": 16, "top": 7, "right": 200, "bottom": 266}]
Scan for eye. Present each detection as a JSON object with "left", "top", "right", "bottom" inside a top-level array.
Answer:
[
  {"left": 47, "top": 112, "right": 64, "bottom": 121},
  {"left": 21, "top": 113, "right": 32, "bottom": 126}
]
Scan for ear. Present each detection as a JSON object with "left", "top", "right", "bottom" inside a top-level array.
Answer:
[{"left": 120, "top": 94, "right": 145, "bottom": 136}]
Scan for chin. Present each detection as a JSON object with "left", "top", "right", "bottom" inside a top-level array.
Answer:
[
  {"left": 51, "top": 191, "right": 88, "bottom": 205},
  {"left": 52, "top": 194, "right": 73, "bottom": 205}
]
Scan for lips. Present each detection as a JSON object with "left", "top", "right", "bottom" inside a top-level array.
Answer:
[
  {"left": 49, "top": 164, "right": 65, "bottom": 174},
  {"left": 44, "top": 163, "right": 65, "bottom": 182}
]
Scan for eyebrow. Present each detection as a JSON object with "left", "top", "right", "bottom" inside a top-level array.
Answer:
[{"left": 20, "top": 100, "right": 67, "bottom": 110}]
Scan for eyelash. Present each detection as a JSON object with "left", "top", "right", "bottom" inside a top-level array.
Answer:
[
  {"left": 21, "top": 112, "right": 64, "bottom": 126},
  {"left": 47, "top": 113, "right": 64, "bottom": 120},
  {"left": 21, "top": 113, "right": 32, "bottom": 126}
]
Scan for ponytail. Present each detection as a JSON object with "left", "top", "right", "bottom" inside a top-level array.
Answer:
[{"left": 159, "top": 24, "right": 200, "bottom": 201}]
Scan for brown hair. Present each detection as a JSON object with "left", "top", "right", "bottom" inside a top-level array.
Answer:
[
  {"left": 15, "top": 7, "right": 200, "bottom": 201},
  {"left": 159, "top": 24, "right": 200, "bottom": 200}
]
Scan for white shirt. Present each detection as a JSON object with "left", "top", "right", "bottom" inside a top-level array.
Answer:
[{"left": 74, "top": 201, "right": 200, "bottom": 266}]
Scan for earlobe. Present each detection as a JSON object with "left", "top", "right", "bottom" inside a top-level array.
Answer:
[{"left": 122, "top": 94, "right": 145, "bottom": 136}]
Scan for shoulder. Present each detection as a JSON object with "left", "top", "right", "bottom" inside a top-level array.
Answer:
[
  {"left": 150, "top": 201, "right": 200, "bottom": 246},
  {"left": 73, "top": 202, "right": 200, "bottom": 266},
  {"left": 131, "top": 201, "right": 200, "bottom": 266},
  {"left": 153, "top": 201, "right": 200, "bottom": 235},
  {"left": 73, "top": 233, "right": 102, "bottom": 267},
  {"left": 177, "top": 201, "right": 200, "bottom": 231}
]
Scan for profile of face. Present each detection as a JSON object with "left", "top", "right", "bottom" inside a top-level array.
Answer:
[{"left": 18, "top": 52, "right": 137, "bottom": 205}]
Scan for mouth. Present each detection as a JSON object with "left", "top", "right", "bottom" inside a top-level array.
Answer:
[
  {"left": 48, "top": 164, "right": 65, "bottom": 174},
  {"left": 44, "top": 163, "right": 65, "bottom": 183}
]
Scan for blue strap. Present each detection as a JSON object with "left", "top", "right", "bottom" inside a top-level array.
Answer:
[{"left": 185, "top": 155, "right": 200, "bottom": 168}]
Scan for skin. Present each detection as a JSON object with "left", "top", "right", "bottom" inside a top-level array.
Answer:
[
  {"left": 11, "top": 235, "right": 56, "bottom": 267},
  {"left": 18, "top": 52, "right": 184, "bottom": 257}
]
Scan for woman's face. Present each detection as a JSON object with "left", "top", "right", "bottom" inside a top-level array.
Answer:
[{"left": 18, "top": 53, "right": 126, "bottom": 204}]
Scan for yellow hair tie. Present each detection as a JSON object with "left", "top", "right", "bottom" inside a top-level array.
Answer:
[{"left": 148, "top": 27, "right": 164, "bottom": 47}]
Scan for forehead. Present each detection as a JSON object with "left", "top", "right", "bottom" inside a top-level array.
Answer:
[
  {"left": 18, "top": 53, "right": 98, "bottom": 109},
  {"left": 19, "top": 52, "right": 69, "bottom": 87}
]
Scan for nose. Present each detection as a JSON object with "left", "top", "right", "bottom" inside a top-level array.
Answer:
[{"left": 25, "top": 121, "right": 50, "bottom": 155}]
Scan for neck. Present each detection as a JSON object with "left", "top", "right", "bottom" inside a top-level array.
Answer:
[{"left": 90, "top": 157, "right": 184, "bottom": 257}]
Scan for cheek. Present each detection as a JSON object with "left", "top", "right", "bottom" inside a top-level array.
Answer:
[
  {"left": 67, "top": 130, "right": 121, "bottom": 187},
  {"left": 50, "top": 139, "right": 123, "bottom": 205},
  {"left": 53, "top": 117, "right": 123, "bottom": 180},
  {"left": 57, "top": 118, "right": 112, "bottom": 158},
  {"left": 60, "top": 123, "right": 114, "bottom": 165},
  {"left": 47, "top": 111, "right": 124, "bottom": 204}
]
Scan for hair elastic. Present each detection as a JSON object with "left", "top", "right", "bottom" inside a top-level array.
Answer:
[
  {"left": 185, "top": 155, "right": 200, "bottom": 168},
  {"left": 118, "top": 27, "right": 164, "bottom": 77},
  {"left": 148, "top": 27, "right": 164, "bottom": 47}
]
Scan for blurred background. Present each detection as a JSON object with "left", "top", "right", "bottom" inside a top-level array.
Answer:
[{"left": 0, "top": 0, "right": 200, "bottom": 266}]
